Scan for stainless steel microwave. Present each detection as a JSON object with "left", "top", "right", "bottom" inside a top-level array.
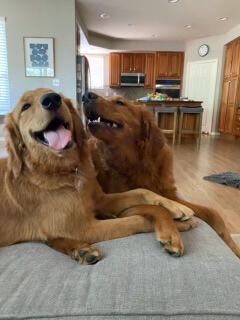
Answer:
[{"left": 120, "top": 73, "right": 145, "bottom": 87}]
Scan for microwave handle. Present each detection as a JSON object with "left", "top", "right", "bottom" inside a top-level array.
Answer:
[{"left": 137, "top": 73, "right": 140, "bottom": 86}]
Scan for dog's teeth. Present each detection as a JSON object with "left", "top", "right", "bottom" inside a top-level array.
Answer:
[
  {"left": 97, "top": 117, "right": 101, "bottom": 123},
  {"left": 112, "top": 123, "right": 118, "bottom": 128}
]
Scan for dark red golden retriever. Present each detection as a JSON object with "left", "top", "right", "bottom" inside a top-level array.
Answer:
[{"left": 83, "top": 92, "right": 240, "bottom": 258}]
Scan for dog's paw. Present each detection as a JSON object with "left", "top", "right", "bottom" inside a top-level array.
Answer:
[
  {"left": 166, "top": 201, "right": 195, "bottom": 221},
  {"left": 70, "top": 246, "right": 102, "bottom": 265},
  {"left": 175, "top": 217, "right": 198, "bottom": 232},
  {"left": 155, "top": 228, "right": 184, "bottom": 257}
]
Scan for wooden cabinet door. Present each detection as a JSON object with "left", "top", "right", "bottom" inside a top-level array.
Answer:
[
  {"left": 133, "top": 54, "right": 145, "bottom": 72},
  {"left": 231, "top": 40, "right": 240, "bottom": 77},
  {"left": 109, "top": 53, "right": 121, "bottom": 87},
  {"left": 224, "top": 44, "right": 233, "bottom": 80},
  {"left": 168, "top": 52, "right": 184, "bottom": 78},
  {"left": 144, "top": 53, "right": 155, "bottom": 88},
  {"left": 224, "top": 77, "right": 238, "bottom": 133},
  {"left": 121, "top": 53, "right": 133, "bottom": 73},
  {"left": 155, "top": 52, "right": 169, "bottom": 78},
  {"left": 219, "top": 80, "right": 230, "bottom": 132}
]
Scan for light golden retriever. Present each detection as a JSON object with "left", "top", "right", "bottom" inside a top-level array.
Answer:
[
  {"left": 0, "top": 88, "right": 196, "bottom": 263},
  {"left": 83, "top": 92, "right": 240, "bottom": 258}
]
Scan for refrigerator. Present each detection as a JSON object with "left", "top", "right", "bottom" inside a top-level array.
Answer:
[{"left": 76, "top": 55, "right": 90, "bottom": 127}]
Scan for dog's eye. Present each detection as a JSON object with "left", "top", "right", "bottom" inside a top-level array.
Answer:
[
  {"left": 116, "top": 100, "right": 125, "bottom": 106},
  {"left": 21, "top": 103, "right": 31, "bottom": 112}
]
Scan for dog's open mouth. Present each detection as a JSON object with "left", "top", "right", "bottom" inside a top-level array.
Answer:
[
  {"left": 86, "top": 111, "right": 122, "bottom": 130},
  {"left": 32, "top": 117, "right": 73, "bottom": 151}
]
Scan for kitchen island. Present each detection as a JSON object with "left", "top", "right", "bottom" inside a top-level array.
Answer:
[{"left": 138, "top": 100, "right": 203, "bottom": 132}]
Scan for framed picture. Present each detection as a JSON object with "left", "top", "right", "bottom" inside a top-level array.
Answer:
[{"left": 23, "top": 37, "right": 55, "bottom": 77}]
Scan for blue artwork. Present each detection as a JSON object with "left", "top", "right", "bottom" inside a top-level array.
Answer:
[{"left": 29, "top": 43, "right": 49, "bottom": 67}]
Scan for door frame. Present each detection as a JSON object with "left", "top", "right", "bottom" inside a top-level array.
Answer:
[{"left": 185, "top": 59, "right": 218, "bottom": 133}]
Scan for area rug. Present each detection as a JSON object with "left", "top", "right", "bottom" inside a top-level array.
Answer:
[{"left": 203, "top": 172, "right": 240, "bottom": 189}]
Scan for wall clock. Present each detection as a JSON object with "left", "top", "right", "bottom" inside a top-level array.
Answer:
[{"left": 198, "top": 44, "right": 209, "bottom": 57}]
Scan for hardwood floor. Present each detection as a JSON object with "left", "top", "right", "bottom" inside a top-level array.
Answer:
[
  {"left": 172, "top": 135, "right": 240, "bottom": 233},
  {"left": 0, "top": 134, "right": 239, "bottom": 232}
]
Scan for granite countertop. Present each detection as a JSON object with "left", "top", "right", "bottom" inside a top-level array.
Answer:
[{"left": 137, "top": 99, "right": 203, "bottom": 103}]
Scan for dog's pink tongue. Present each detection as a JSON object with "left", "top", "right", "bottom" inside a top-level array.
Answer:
[{"left": 43, "top": 126, "right": 72, "bottom": 150}]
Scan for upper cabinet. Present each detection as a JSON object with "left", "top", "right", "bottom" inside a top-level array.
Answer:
[
  {"left": 224, "top": 40, "right": 240, "bottom": 80},
  {"left": 144, "top": 53, "right": 155, "bottom": 88},
  {"left": 121, "top": 53, "right": 145, "bottom": 73},
  {"left": 109, "top": 53, "right": 121, "bottom": 87},
  {"left": 109, "top": 51, "right": 184, "bottom": 88},
  {"left": 155, "top": 52, "right": 184, "bottom": 79}
]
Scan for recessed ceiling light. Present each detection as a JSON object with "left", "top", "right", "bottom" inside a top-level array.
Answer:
[
  {"left": 99, "top": 13, "right": 110, "bottom": 19},
  {"left": 168, "top": 0, "right": 180, "bottom": 3},
  {"left": 219, "top": 17, "right": 228, "bottom": 21},
  {"left": 128, "top": 23, "right": 135, "bottom": 27},
  {"left": 185, "top": 25, "right": 192, "bottom": 29}
]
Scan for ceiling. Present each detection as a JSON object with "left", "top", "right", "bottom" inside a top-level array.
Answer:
[{"left": 77, "top": 0, "right": 240, "bottom": 41}]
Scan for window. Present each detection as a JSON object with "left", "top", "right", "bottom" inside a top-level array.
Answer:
[
  {"left": 87, "top": 55, "right": 104, "bottom": 89},
  {"left": 0, "top": 17, "right": 10, "bottom": 115}
]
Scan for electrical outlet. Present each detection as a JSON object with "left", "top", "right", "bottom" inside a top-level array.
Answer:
[{"left": 52, "top": 78, "right": 60, "bottom": 87}]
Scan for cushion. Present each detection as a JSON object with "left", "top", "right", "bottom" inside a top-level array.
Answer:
[{"left": 0, "top": 219, "right": 240, "bottom": 320}]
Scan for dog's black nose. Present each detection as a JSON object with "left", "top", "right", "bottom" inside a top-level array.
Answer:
[
  {"left": 82, "top": 92, "right": 98, "bottom": 103},
  {"left": 41, "top": 93, "right": 61, "bottom": 111}
]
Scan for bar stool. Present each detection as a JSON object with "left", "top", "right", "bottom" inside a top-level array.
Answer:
[
  {"left": 178, "top": 107, "right": 204, "bottom": 146},
  {"left": 155, "top": 107, "right": 178, "bottom": 144}
]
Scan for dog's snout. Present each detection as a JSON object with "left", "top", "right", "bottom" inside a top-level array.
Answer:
[
  {"left": 41, "top": 93, "right": 61, "bottom": 111},
  {"left": 82, "top": 92, "right": 98, "bottom": 103}
]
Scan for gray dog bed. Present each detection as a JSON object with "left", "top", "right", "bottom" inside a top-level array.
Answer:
[{"left": 203, "top": 172, "right": 240, "bottom": 189}]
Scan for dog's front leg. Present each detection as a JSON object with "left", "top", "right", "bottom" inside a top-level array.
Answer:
[
  {"left": 47, "top": 238, "right": 102, "bottom": 265},
  {"left": 96, "top": 188, "right": 194, "bottom": 221}
]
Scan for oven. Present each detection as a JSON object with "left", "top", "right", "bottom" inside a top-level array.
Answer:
[{"left": 155, "top": 79, "right": 181, "bottom": 99}]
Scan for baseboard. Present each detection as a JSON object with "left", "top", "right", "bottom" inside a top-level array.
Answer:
[{"left": 210, "top": 132, "right": 221, "bottom": 136}]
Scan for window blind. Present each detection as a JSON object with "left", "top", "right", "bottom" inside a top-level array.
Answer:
[{"left": 0, "top": 17, "right": 10, "bottom": 115}]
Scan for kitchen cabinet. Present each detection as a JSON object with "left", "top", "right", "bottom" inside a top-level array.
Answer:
[
  {"left": 155, "top": 52, "right": 169, "bottom": 78},
  {"left": 109, "top": 51, "right": 184, "bottom": 89},
  {"left": 219, "top": 38, "right": 240, "bottom": 136},
  {"left": 144, "top": 53, "right": 155, "bottom": 88},
  {"left": 121, "top": 53, "right": 145, "bottom": 73},
  {"left": 155, "top": 52, "right": 184, "bottom": 79},
  {"left": 109, "top": 53, "right": 121, "bottom": 87},
  {"left": 234, "top": 108, "right": 240, "bottom": 136}
]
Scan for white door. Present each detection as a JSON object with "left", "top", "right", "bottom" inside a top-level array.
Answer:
[{"left": 185, "top": 59, "right": 218, "bottom": 133}]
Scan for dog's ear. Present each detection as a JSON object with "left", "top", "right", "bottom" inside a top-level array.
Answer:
[
  {"left": 4, "top": 114, "right": 24, "bottom": 178},
  {"left": 63, "top": 97, "right": 87, "bottom": 147}
]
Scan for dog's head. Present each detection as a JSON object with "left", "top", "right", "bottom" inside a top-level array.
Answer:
[
  {"left": 83, "top": 92, "right": 165, "bottom": 154},
  {"left": 5, "top": 88, "right": 86, "bottom": 177}
]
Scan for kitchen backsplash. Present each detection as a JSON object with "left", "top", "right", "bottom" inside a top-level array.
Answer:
[{"left": 92, "top": 86, "right": 150, "bottom": 100}]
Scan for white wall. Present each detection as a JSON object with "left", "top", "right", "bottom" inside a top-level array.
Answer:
[
  {"left": 1, "top": 0, "right": 76, "bottom": 109},
  {"left": 183, "top": 24, "right": 240, "bottom": 133}
]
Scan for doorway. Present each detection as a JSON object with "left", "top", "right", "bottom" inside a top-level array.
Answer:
[{"left": 185, "top": 59, "right": 218, "bottom": 133}]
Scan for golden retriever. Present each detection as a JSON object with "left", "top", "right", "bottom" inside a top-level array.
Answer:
[
  {"left": 0, "top": 88, "right": 197, "bottom": 263},
  {"left": 83, "top": 92, "right": 240, "bottom": 258}
]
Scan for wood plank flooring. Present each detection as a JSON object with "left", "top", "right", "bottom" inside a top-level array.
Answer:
[
  {"left": 0, "top": 134, "right": 239, "bottom": 232},
  {"left": 172, "top": 135, "right": 240, "bottom": 233}
]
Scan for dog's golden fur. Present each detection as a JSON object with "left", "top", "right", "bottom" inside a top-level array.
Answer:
[
  {"left": 0, "top": 88, "right": 196, "bottom": 263},
  {"left": 84, "top": 94, "right": 240, "bottom": 257}
]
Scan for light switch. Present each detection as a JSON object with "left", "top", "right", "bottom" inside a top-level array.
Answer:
[{"left": 52, "top": 78, "right": 60, "bottom": 87}]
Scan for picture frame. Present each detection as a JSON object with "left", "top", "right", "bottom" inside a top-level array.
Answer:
[{"left": 23, "top": 37, "right": 55, "bottom": 77}]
